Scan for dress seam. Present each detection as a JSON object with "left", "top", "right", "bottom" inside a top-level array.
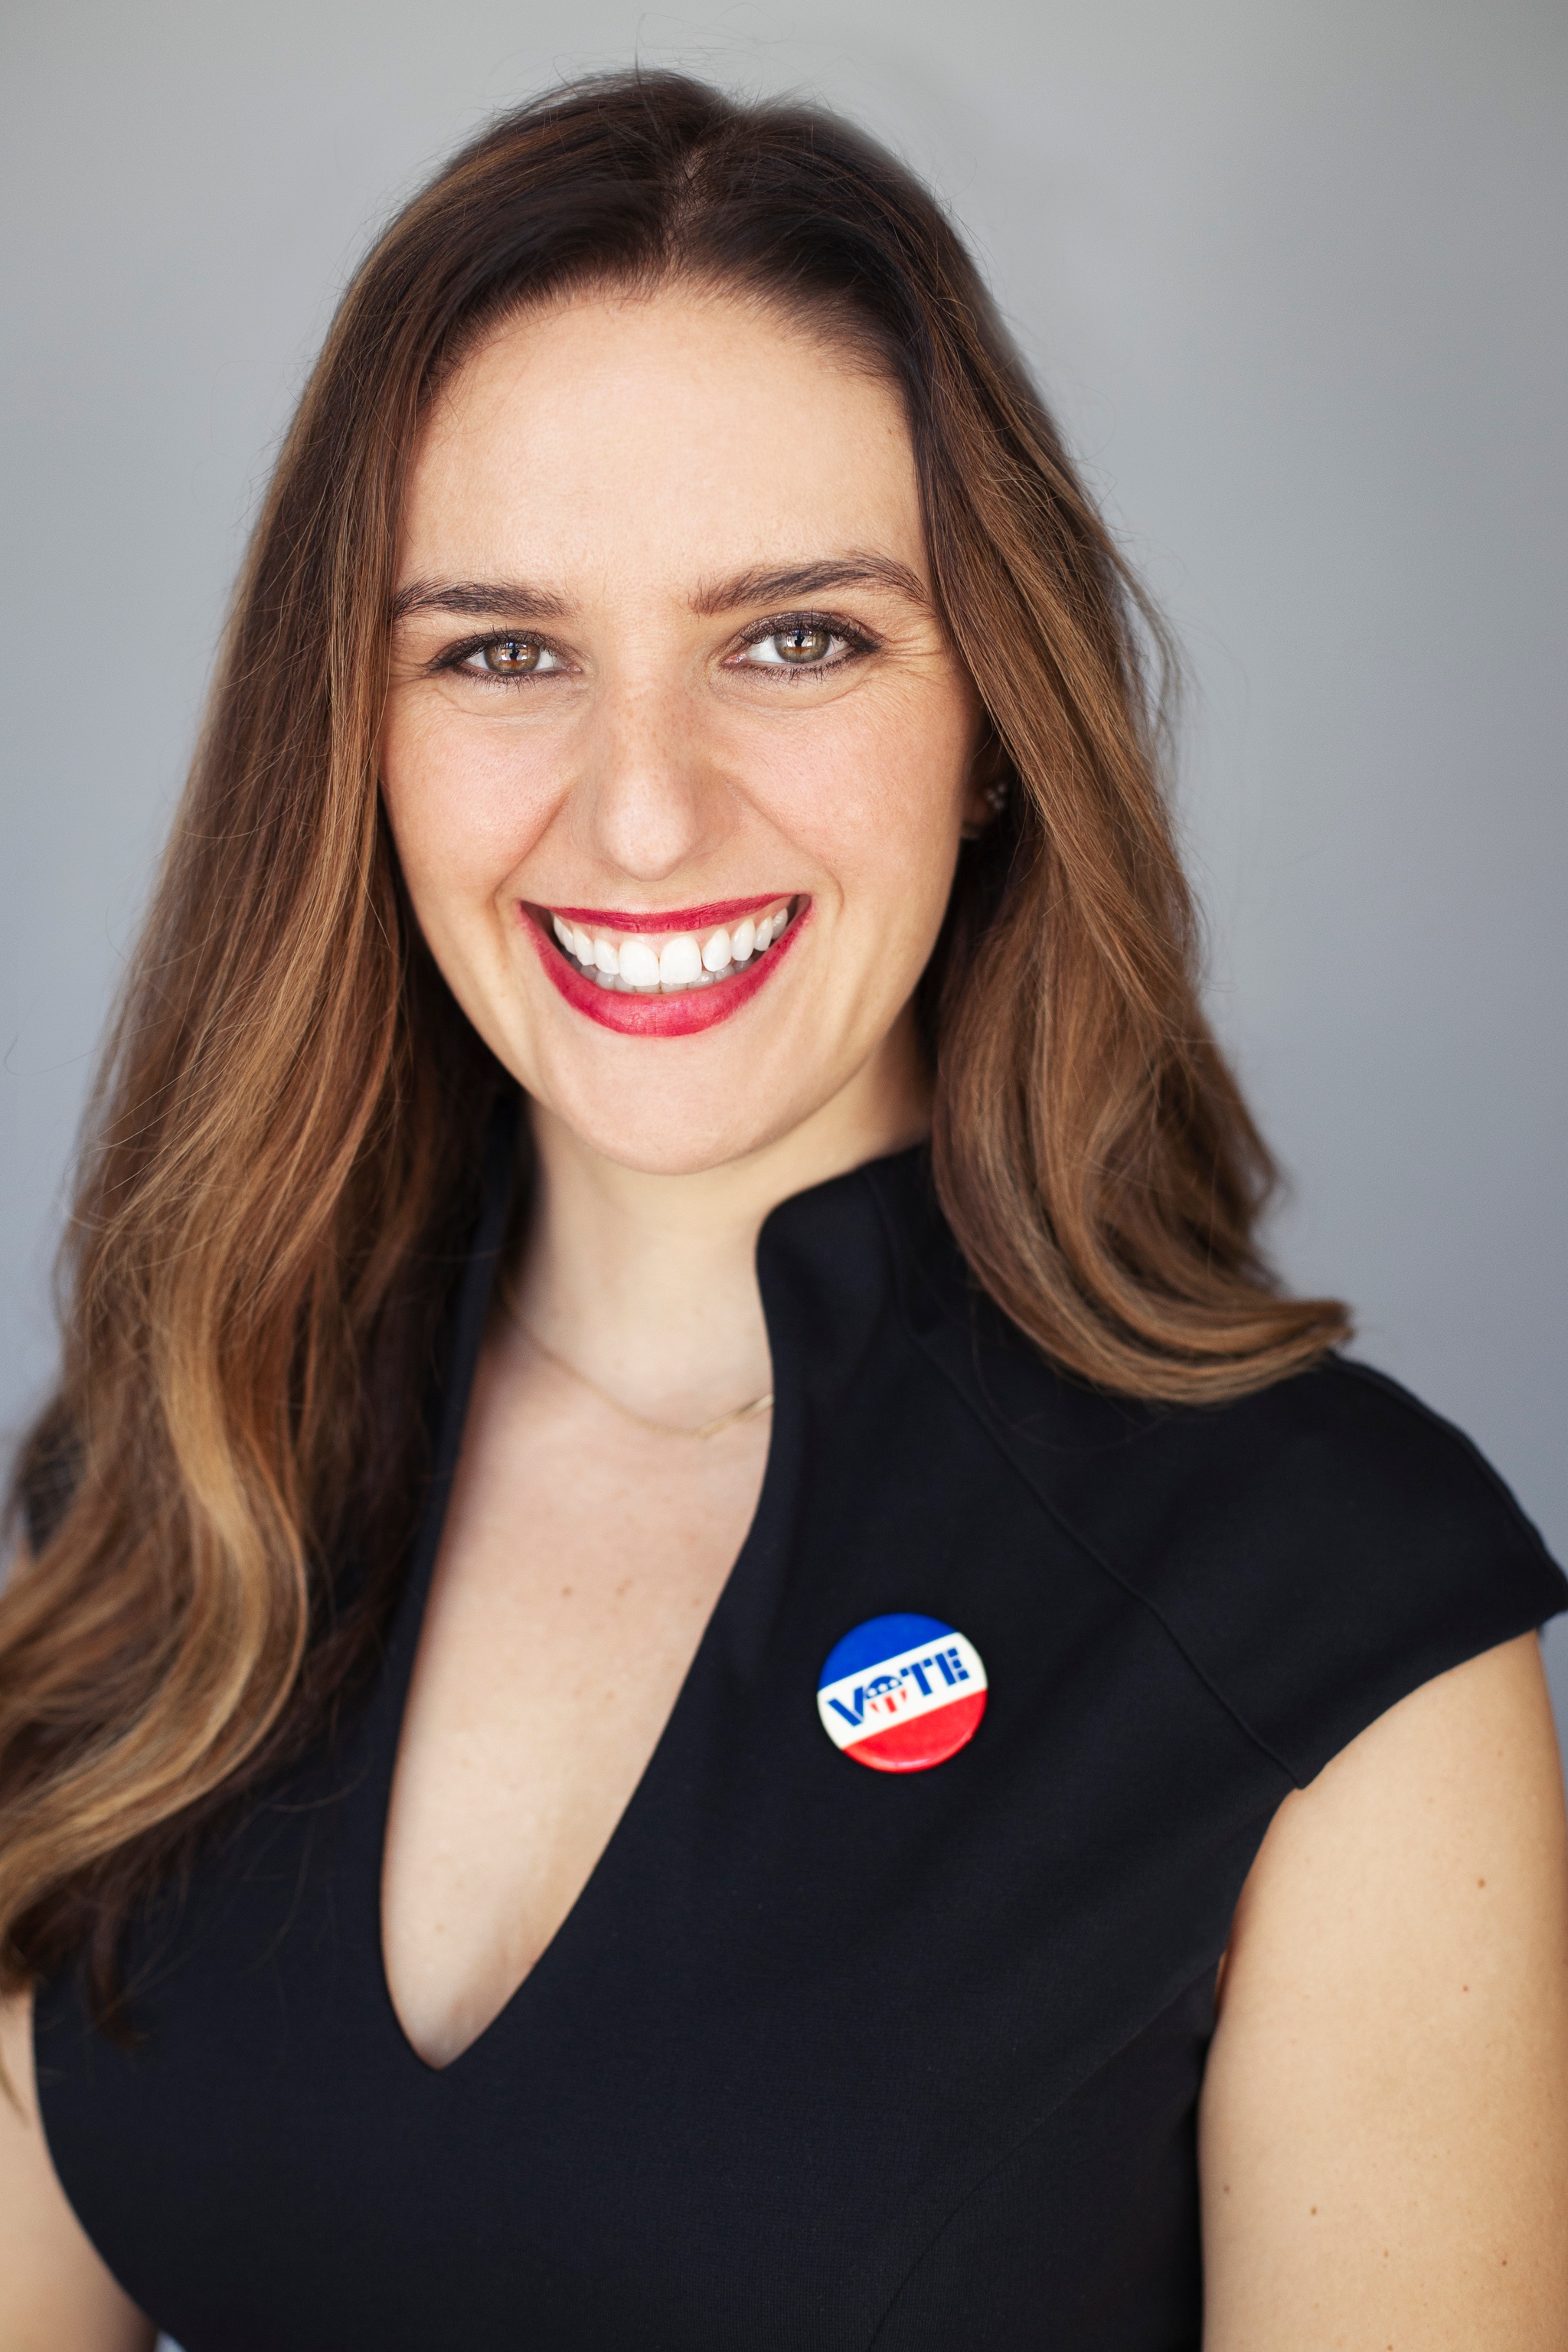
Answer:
[
  {"left": 861, "top": 1959, "right": 1217, "bottom": 2350},
  {"left": 861, "top": 1170, "right": 1303, "bottom": 1792}
]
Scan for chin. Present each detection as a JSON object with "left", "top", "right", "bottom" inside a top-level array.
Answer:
[{"left": 529, "top": 1075, "right": 811, "bottom": 1178}]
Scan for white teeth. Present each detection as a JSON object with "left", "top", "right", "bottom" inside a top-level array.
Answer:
[
  {"left": 547, "top": 899, "right": 795, "bottom": 993},
  {"left": 658, "top": 933, "right": 703, "bottom": 986},
  {"left": 618, "top": 937, "right": 662, "bottom": 988}
]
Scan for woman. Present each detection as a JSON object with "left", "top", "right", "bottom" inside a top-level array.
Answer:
[{"left": 2, "top": 70, "right": 1565, "bottom": 2351}]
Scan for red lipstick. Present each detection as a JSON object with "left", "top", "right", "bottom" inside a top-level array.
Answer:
[
  {"left": 521, "top": 900, "right": 808, "bottom": 1037},
  {"left": 544, "top": 893, "right": 782, "bottom": 934}
]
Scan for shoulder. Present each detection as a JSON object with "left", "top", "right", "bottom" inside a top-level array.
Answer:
[
  {"left": 1090, "top": 1354, "right": 1566, "bottom": 1782},
  {"left": 858, "top": 1151, "right": 1567, "bottom": 1787},
  {"left": 1200, "top": 1629, "right": 1568, "bottom": 2344}
]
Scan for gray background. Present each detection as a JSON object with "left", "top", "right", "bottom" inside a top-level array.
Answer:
[{"left": 4, "top": 0, "right": 1565, "bottom": 1781}]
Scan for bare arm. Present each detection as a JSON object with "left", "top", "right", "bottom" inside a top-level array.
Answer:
[
  {"left": 1200, "top": 1631, "right": 1568, "bottom": 2350},
  {"left": 0, "top": 1988, "right": 155, "bottom": 2352}
]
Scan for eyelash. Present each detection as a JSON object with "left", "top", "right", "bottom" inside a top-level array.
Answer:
[
  {"left": 730, "top": 611, "right": 880, "bottom": 677},
  {"left": 434, "top": 633, "right": 570, "bottom": 685},
  {"left": 430, "top": 611, "right": 880, "bottom": 687}
]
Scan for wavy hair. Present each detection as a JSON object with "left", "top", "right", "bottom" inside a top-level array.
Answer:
[{"left": 1, "top": 70, "right": 1347, "bottom": 2002}]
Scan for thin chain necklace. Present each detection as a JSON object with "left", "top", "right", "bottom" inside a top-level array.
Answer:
[{"left": 511, "top": 1308, "right": 773, "bottom": 1441}]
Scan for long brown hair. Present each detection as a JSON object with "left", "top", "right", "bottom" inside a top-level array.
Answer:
[{"left": 1, "top": 70, "right": 1346, "bottom": 2001}]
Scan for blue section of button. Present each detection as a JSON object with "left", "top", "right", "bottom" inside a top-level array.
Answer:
[{"left": 818, "top": 1612, "right": 954, "bottom": 1687}]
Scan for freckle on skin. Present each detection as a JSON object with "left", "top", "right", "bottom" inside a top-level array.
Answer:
[{"left": 1478, "top": 1877, "right": 1486, "bottom": 1887}]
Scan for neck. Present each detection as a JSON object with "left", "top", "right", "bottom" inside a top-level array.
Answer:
[{"left": 512, "top": 1013, "right": 928, "bottom": 1424}]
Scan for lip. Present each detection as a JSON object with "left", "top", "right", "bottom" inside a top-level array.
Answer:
[
  {"left": 521, "top": 897, "right": 808, "bottom": 1037},
  {"left": 544, "top": 893, "right": 784, "bottom": 934}
]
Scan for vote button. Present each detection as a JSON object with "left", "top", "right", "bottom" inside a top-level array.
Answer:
[{"left": 817, "top": 1613, "right": 988, "bottom": 1772}]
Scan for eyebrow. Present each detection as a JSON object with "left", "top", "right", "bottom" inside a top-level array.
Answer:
[
  {"left": 688, "top": 556, "right": 931, "bottom": 616},
  {"left": 390, "top": 554, "right": 929, "bottom": 629},
  {"left": 390, "top": 579, "right": 572, "bottom": 625}
]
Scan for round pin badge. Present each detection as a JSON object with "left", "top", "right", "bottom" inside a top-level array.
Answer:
[{"left": 817, "top": 1612, "right": 988, "bottom": 1772}]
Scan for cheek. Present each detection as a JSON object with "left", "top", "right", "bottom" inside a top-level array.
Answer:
[
  {"left": 380, "top": 697, "right": 561, "bottom": 908},
  {"left": 744, "top": 684, "right": 974, "bottom": 917}
]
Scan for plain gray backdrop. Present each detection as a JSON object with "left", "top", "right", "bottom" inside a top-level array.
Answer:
[{"left": 4, "top": 0, "right": 1566, "bottom": 1775}]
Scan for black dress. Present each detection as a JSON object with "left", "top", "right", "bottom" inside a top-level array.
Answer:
[{"left": 33, "top": 1139, "right": 1566, "bottom": 2351}]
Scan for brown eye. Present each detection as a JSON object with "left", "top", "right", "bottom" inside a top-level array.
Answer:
[
  {"left": 741, "top": 622, "right": 849, "bottom": 670},
  {"left": 774, "top": 626, "right": 833, "bottom": 664},
  {"left": 482, "top": 637, "right": 541, "bottom": 673}
]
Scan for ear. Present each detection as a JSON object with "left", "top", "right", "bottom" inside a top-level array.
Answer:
[{"left": 960, "top": 724, "right": 1011, "bottom": 841}]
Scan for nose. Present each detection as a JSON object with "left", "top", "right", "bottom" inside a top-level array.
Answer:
[{"left": 568, "top": 671, "right": 729, "bottom": 884}]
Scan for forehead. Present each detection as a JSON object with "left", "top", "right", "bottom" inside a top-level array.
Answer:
[{"left": 400, "top": 286, "right": 924, "bottom": 588}]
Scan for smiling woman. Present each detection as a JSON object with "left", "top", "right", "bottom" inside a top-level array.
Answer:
[
  {"left": 2, "top": 68, "right": 1566, "bottom": 2352},
  {"left": 380, "top": 288, "right": 982, "bottom": 1090}
]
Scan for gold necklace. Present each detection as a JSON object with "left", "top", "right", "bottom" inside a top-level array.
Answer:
[{"left": 514, "top": 1314, "right": 773, "bottom": 1441}]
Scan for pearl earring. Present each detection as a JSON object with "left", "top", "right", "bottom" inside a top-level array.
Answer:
[{"left": 962, "top": 773, "right": 1010, "bottom": 839}]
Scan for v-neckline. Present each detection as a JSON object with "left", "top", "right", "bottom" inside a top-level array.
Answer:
[{"left": 366, "top": 1114, "right": 796, "bottom": 2080}]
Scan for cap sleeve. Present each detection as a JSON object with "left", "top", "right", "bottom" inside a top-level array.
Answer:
[{"left": 997, "top": 1352, "right": 1566, "bottom": 1788}]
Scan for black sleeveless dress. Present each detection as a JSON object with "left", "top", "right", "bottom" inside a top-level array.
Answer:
[{"left": 33, "top": 1139, "right": 1566, "bottom": 2351}]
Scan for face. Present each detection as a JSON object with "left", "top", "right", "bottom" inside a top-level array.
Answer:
[{"left": 381, "top": 284, "right": 986, "bottom": 1176}]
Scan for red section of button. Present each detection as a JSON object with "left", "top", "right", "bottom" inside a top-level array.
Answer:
[{"left": 841, "top": 1690, "right": 988, "bottom": 1773}]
